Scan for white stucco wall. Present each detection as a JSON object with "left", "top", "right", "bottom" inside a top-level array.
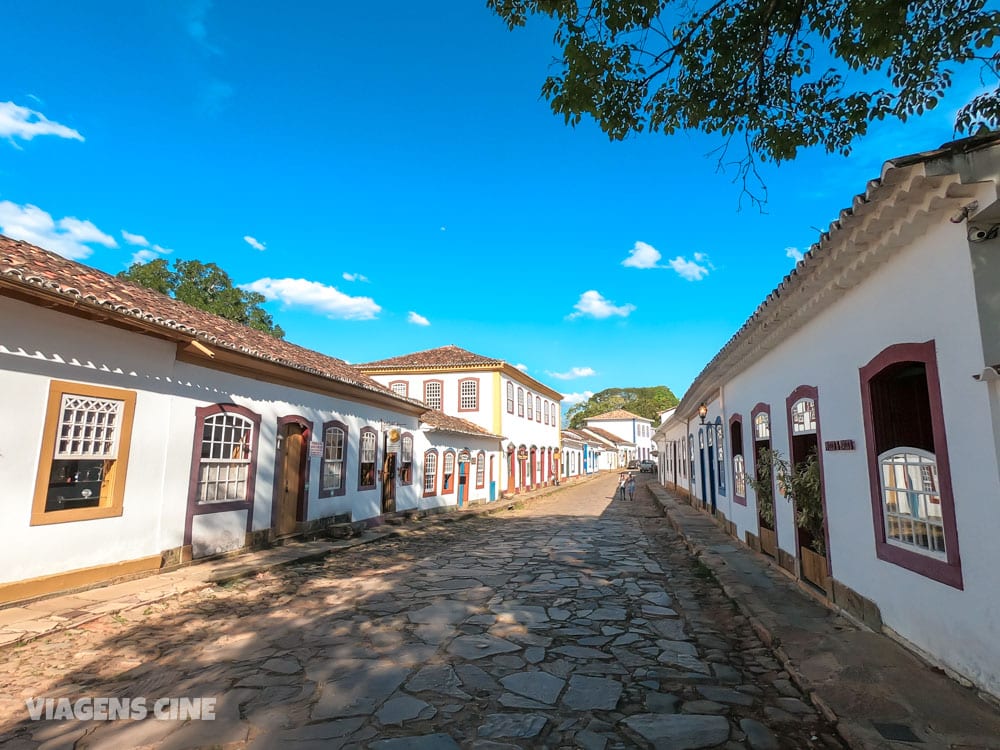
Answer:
[
  {"left": 708, "top": 220, "right": 1000, "bottom": 696},
  {"left": 584, "top": 416, "right": 655, "bottom": 459},
  {"left": 0, "top": 297, "right": 493, "bottom": 585}
]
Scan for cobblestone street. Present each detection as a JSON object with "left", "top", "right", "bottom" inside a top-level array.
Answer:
[{"left": 0, "top": 474, "right": 846, "bottom": 749}]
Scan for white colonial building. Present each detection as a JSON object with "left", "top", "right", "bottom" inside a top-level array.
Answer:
[
  {"left": 654, "top": 132, "right": 1000, "bottom": 701},
  {"left": 583, "top": 409, "right": 655, "bottom": 460},
  {"left": 0, "top": 237, "right": 502, "bottom": 604},
  {"left": 358, "top": 346, "right": 563, "bottom": 495}
]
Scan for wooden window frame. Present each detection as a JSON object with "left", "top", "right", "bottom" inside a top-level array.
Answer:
[
  {"left": 441, "top": 450, "right": 456, "bottom": 494},
  {"left": 506, "top": 381, "right": 514, "bottom": 413},
  {"left": 183, "top": 403, "right": 262, "bottom": 546},
  {"left": 535, "top": 396, "right": 542, "bottom": 423},
  {"left": 729, "top": 414, "right": 746, "bottom": 505},
  {"left": 526, "top": 392, "right": 534, "bottom": 420},
  {"left": 475, "top": 451, "right": 486, "bottom": 488},
  {"left": 714, "top": 419, "right": 726, "bottom": 496},
  {"left": 399, "top": 432, "right": 414, "bottom": 486},
  {"left": 388, "top": 380, "right": 409, "bottom": 398},
  {"left": 860, "top": 341, "right": 962, "bottom": 589},
  {"left": 423, "top": 379, "right": 444, "bottom": 410},
  {"left": 358, "top": 426, "right": 378, "bottom": 491},
  {"left": 517, "top": 387, "right": 524, "bottom": 417},
  {"left": 458, "top": 377, "right": 479, "bottom": 412},
  {"left": 319, "top": 420, "right": 348, "bottom": 499},
  {"left": 422, "top": 449, "right": 438, "bottom": 497},
  {"left": 31, "top": 380, "right": 138, "bottom": 526}
]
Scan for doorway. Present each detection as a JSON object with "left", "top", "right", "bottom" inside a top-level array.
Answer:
[
  {"left": 275, "top": 418, "right": 309, "bottom": 537},
  {"left": 787, "top": 390, "right": 828, "bottom": 591},
  {"left": 381, "top": 451, "right": 397, "bottom": 514},
  {"left": 752, "top": 407, "right": 777, "bottom": 558},
  {"left": 698, "top": 429, "right": 707, "bottom": 508},
  {"left": 458, "top": 460, "right": 468, "bottom": 506}
]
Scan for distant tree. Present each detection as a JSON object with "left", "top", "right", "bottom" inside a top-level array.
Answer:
[
  {"left": 118, "top": 258, "right": 285, "bottom": 339},
  {"left": 567, "top": 385, "right": 679, "bottom": 428},
  {"left": 489, "top": 0, "right": 1000, "bottom": 206}
]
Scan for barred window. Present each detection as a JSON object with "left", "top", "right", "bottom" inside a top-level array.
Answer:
[
  {"left": 34, "top": 383, "right": 137, "bottom": 522},
  {"left": 526, "top": 392, "right": 534, "bottom": 420},
  {"left": 517, "top": 388, "right": 524, "bottom": 417},
  {"left": 535, "top": 396, "right": 541, "bottom": 422},
  {"left": 390, "top": 381, "right": 408, "bottom": 397},
  {"left": 459, "top": 379, "right": 478, "bottom": 410},
  {"left": 506, "top": 382, "right": 514, "bottom": 413}
]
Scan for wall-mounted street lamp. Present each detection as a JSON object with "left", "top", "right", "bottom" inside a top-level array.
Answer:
[{"left": 697, "top": 402, "right": 710, "bottom": 425}]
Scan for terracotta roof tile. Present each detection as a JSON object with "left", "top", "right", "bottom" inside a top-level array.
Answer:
[
  {"left": 0, "top": 235, "right": 412, "bottom": 402},
  {"left": 358, "top": 345, "right": 503, "bottom": 369},
  {"left": 581, "top": 426, "right": 634, "bottom": 446},
  {"left": 586, "top": 409, "right": 650, "bottom": 422},
  {"left": 420, "top": 410, "right": 503, "bottom": 439}
]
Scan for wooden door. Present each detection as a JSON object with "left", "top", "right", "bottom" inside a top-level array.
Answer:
[
  {"left": 381, "top": 452, "right": 397, "bottom": 514},
  {"left": 277, "top": 424, "right": 304, "bottom": 536}
]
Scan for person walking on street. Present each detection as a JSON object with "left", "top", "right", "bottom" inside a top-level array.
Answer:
[
  {"left": 618, "top": 472, "right": 627, "bottom": 500},
  {"left": 626, "top": 475, "right": 636, "bottom": 501}
]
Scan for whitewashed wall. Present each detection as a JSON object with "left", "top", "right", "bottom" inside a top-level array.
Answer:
[
  {"left": 714, "top": 221, "right": 1000, "bottom": 697},
  {"left": 0, "top": 297, "right": 487, "bottom": 585}
]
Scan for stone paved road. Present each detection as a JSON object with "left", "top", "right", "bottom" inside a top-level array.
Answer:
[{"left": 0, "top": 474, "right": 847, "bottom": 749}]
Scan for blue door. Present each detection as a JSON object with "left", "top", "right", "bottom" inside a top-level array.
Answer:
[
  {"left": 458, "top": 462, "right": 467, "bottom": 507},
  {"left": 489, "top": 456, "right": 496, "bottom": 501},
  {"left": 706, "top": 429, "right": 717, "bottom": 512},
  {"left": 698, "top": 429, "right": 707, "bottom": 508}
]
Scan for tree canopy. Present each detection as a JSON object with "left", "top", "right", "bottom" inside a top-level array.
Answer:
[
  {"left": 118, "top": 258, "right": 285, "bottom": 339},
  {"left": 489, "top": 0, "right": 1000, "bottom": 204},
  {"left": 566, "top": 385, "right": 679, "bottom": 428}
]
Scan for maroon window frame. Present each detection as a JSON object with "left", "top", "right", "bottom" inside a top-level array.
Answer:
[
  {"left": 475, "top": 450, "right": 486, "bottom": 488},
  {"left": 785, "top": 385, "right": 831, "bottom": 572},
  {"left": 506, "top": 381, "right": 514, "bottom": 413},
  {"left": 729, "top": 414, "right": 746, "bottom": 506},
  {"left": 860, "top": 341, "right": 962, "bottom": 589},
  {"left": 319, "top": 419, "right": 348, "bottom": 499},
  {"left": 422, "top": 449, "right": 438, "bottom": 497},
  {"left": 441, "top": 450, "right": 456, "bottom": 494},
  {"left": 458, "top": 377, "right": 479, "bottom": 412},
  {"left": 184, "top": 403, "right": 262, "bottom": 547},
  {"left": 357, "top": 426, "right": 378, "bottom": 491}
]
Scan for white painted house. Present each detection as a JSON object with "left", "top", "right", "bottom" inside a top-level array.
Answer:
[
  {"left": 0, "top": 237, "right": 502, "bottom": 604},
  {"left": 654, "top": 133, "right": 1000, "bottom": 701},
  {"left": 583, "top": 409, "right": 655, "bottom": 460},
  {"left": 358, "top": 346, "right": 563, "bottom": 496}
]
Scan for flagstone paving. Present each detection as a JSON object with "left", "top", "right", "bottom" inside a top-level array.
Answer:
[{"left": 0, "top": 474, "right": 846, "bottom": 749}]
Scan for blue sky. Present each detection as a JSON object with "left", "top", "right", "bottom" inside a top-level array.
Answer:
[{"left": 0, "top": 2, "right": 991, "bottom": 410}]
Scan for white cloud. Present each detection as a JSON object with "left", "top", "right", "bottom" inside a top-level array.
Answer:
[
  {"left": 129, "top": 248, "right": 161, "bottom": 266},
  {"left": 242, "top": 277, "right": 381, "bottom": 320},
  {"left": 243, "top": 235, "right": 265, "bottom": 251},
  {"left": 152, "top": 243, "right": 173, "bottom": 254},
  {"left": 514, "top": 363, "right": 529, "bottom": 372},
  {"left": 440, "top": 226, "right": 446, "bottom": 232},
  {"left": 786, "top": 246, "right": 804, "bottom": 263},
  {"left": 407, "top": 311, "right": 430, "bottom": 326},
  {"left": 342, "top": 272, "right": 370, "bottom": 283},
  {"left": 547, "top": 366, "right": 597, "bottom": 380},
  {"left": 567, "top": 290, "right": 636, "bottom": 320},
  {"left": 561, "top": 390, "right": 594, "bottom": 406},
  {"left": 122, "top": 230, "right": 149, "bottom": 247},
  {"left": 667, "top": 255, "right": 710, "bottom": 281},
  {"left": 0, "top": 201, "right": 116, "bottom": 260},
  {"left": 0, "top": 102, "right": 83, "bottom": 146},
  {"left": 622, "top": 240, "right": 661, "bottom": 269}
]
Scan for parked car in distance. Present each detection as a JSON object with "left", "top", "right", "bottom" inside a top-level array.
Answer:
[
  {"left": 639, "top": 459, "right": 656, "bottom": 473},
  {"left": 626, "top": 460, "right": 639, "bottom": 470}
]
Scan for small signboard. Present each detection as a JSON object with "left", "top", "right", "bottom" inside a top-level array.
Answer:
[
  {"left": 824, "top": 439, "right": 856, "bottom": 452},
  {"left": 309, "top": 441, "right": 324, "bottom": 457},
  {"left": 517, "top": 448, "right": 528, "bottom": 460},
  {"left": 458, "top": 450, "right": 471, "bottom": 463}
]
